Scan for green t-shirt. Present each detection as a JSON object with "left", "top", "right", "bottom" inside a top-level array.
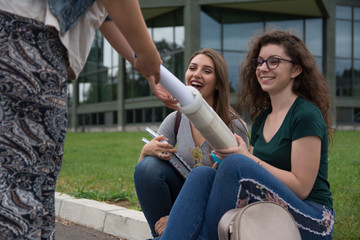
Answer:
[{"left": 250, "top": 97, "right": 332, "bottom": 208}]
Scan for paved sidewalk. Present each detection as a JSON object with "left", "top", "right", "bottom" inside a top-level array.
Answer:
[{"left": 55, "top": 192, "right": 152, "bottom": 240}]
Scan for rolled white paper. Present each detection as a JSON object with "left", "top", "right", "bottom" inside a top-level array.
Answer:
[
  {"left": 160, "top": 65, "right": 194, "bottom": 107},
  {"left": 179, "top": 86, "right": 238, "bottom": 149},
  {"left": 159, "top": 63, "right": 238, "bottom": 149}
]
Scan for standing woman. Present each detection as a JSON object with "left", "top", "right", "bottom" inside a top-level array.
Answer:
[
  {"left": 160, "top": 30, "right": 334, "bottom": 240},
  {"left": 134, "top": 48, "right": 249, "bottom": 239},
  {"left": 0, "top": 0, "right": 177, "bottom": 239}
]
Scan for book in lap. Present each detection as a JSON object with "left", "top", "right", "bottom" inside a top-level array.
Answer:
[{"left": 142, "top": 127, "right": 191, "bottom": 179}]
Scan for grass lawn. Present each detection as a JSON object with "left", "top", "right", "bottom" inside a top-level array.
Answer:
[{"left": 56, "top": 130, "right": 360, "bottom": 239}]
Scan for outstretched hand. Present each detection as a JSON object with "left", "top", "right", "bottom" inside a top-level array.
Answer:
[
  {"left": 134, "top": 52, "right": 162, "bottom": 84},
  {"left": 148, "top": 78, "right": 179, "bottom": 110}
]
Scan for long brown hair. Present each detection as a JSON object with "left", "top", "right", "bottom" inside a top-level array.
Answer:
[
  {"left": 237, "top": 30, "right": 333, "bottom": 140},
  {"left": 188, "top": 48, "right": 247, "bottom": 135}
]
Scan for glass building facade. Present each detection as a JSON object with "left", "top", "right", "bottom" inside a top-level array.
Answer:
[{"left": 67, "top": 0, "right": 360, "bottom": 131}]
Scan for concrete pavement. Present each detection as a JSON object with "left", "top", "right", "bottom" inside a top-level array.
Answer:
[{"left": 55, "top": 192, "right": 152, "bottom": 240}]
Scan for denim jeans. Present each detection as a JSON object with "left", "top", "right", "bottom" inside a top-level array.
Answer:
[
  {"left": 134, "top": 156, "right": 184, "bottom": 237},
  {"left": 160, "top": 154, "right": 334, "bottom": 240}
]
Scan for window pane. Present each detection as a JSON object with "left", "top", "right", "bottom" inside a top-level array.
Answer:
[
  {"left": 135, "top": 109, "right": 142, "bottom": 123},
  {"left": 355, "top": 7, "right": 360, "bottom": 21},
  {"left": 99, "top": 75, "right": 116, "bottom": 102},
  {"left": 354, "top": 21, "right": 360, "bottom": 58},
  {"left": 354, "top": 60, "right": 360, "bottom": 97},
  {"left": 305, "top": 19, "right": 323, "bottom": 56},
  {"left": 67, "top": 83, "right": 73, "bottom": 106},
  {"left": 133, "top": 75, "right": 150, "bottom": 98},
  {"left": 354, "top": 108, "right": 360, "bottom": 123},
  {"left": 336, "top": 5, "right": 352, "bottom": 20},
  {"left": 154, "top": 107, "right": 163, "bottom": 122},
  {"left": 79, "top": 78, "right": 97, "bottom": 104},
  {"left": 175, "top": 26, "right": 184, "bottom": 49},
  {"left": 336, "top": 59, "right": 353, "bottom": 96},
  {"left": 201, "top": 11, "right": 221, "bottom": 49},
  {"left": 336, "top": 20, "right": 352, "bottom": 58},
  {"left": 224, "top": 22, "right": 263, "bottom": 51},
  {"left": 126, "top": 110, "right": 133, "bottom": 124},
  {"left": 314, "top": 56, "right": 323, "bottom": 73},
  {"left": 103, "top": 39, "right": 118, "bottom": 68},
  {"left": 154, "top": 27, "right": 174, "bottom": 54},
  {"left": 223, "top": 52, "right": 246, "bottom": 93},
  {"left": 125, "top": 62, "right": 134, "bottom": 99},
  {"left": 266, "top": 20, "right": 304, "bottom": 40},
  {"left": 145, "top": 108, "right": 152, "bottom": 122}
]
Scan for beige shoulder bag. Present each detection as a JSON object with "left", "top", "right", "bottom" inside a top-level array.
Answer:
[{"left": 218, "top": 201, "right": 302, "bottom": 240}]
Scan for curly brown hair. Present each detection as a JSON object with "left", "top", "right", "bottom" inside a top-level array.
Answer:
[{"left": 237, "top": 30, "right": 333, "bottom": 140}]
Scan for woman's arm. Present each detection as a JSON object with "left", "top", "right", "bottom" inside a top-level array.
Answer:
[
  {"left": 215, "top": 134, "right": 321, "bottom": 200},
  {"left": 99, "top": 19, "right": 178, "bottom": 110},
  {"left": 102, "top": 0, "right": 161, "bottom": 83},
  {"left": 99, "top": 20, "right": 135, "bottom": 65}
]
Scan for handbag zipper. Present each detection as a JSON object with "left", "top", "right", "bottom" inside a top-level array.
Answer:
[{"left": 229, "top": 222, "right": 234, "bottom": 234}]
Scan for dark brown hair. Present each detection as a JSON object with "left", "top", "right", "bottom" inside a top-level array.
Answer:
[{"left": 189, "top": 48, "right": 248, "bottom": 136}]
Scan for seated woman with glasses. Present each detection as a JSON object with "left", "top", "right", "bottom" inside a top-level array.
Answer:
[{"left": 159, "top": 30, "right": 335, "bottom": 240}]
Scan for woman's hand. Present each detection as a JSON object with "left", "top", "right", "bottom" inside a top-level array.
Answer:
[
  {"left": 213, "top": 134, "right": 250, "bottom": 160},
  {"left": 148, "top": 79, "right": 179, "bottom": 110},
  {"left": 139, "top": 135, "right": 177, "bottom": 162}
]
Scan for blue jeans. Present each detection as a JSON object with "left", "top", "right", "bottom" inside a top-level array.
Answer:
[
  {"left": 160, "top": 154, "right": 334, "bottom": 240},
  {"left": 134, "top": 156, "right": 184, "bottom": 237}
]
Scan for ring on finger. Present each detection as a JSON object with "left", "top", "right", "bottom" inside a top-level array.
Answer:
[{"left": 158, "top": 153, "right": 163, "bottom": 158}]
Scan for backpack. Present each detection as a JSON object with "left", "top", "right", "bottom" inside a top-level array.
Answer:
[{"left": 174, "top": 111, "right": 181, "bottom": 139}]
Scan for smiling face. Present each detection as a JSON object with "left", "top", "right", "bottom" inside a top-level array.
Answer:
[
  {"left": 256, "top": 44, "right": 302, "bottom": 96},
  {"left": 185, "top": 54, "right": 218, "bottom": 106}
]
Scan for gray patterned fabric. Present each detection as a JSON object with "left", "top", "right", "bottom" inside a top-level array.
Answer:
[{"left": 0, "top": 10, "right": 69, "bottom": 239}]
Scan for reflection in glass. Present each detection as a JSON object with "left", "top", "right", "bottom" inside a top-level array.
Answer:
[
  {"left": 336, "top": 20, "right": 352, "bottom": 58},
  {"left": 354, "top": 21, "right": 360, "bottom": 58},
  {"left": 314, "top": 57, "right": 323, "bottom": 73},
  {"left": 175, "top": 26, "right": 185, "bottom": 48},
  {"left": 126, "top": 110, "right": 133, "bottom": 124},
  {"left": 135, "top": 109, "right": 142, "bottom": 123},
  {"left": 336, "top": 5, "right": 352, "bottom": 20},
  {"left": 154, "top": 107, "right": 164, "bottom": 122},
  {"left": 355, "top": 7, "right": 360, "bottom": 21},
  {"left": 201, "top": 11, "right": 221, "bottom": 49},
  {"left": 266, "top": 20, "right": 304, "bottom": 39},
  {"left": 154, "top": 27, "right": 173, "bottom": 52},
  {"left": 79, "top": 79, "right": 96, "bottom": 104},
  {"left": 145, "top": 108, "right": 152, "bottom": 122},
  {"left": 305, "top": 19, "right": 323, "bottom": 56},
  {"left": 223, "top": 52, "right": 246, "bottom": 93},
  {"left": 336, "top": 59, "right": 352, "bottom": 96},
  {"left": 354, "top": 60, "right": 360, "bottom": 97},
  {"left": 224, "top": 22, "right": 263, "bottom": 51},
  {"left": 67, "top": 83, "right": 73, "bottom": 106}
]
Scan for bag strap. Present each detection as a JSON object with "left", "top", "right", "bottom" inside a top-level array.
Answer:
[{"left": 174, "top": 111, "right": 182, "bottom": 139}]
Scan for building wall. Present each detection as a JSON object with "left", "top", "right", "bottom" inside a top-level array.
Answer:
[{"left": 68, "top": 0, "right": 360, "bottom": 132}]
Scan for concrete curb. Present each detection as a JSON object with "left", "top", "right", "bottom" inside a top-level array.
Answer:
[{"left": 55, "top": 192, "right": 152, "bottom": 240}]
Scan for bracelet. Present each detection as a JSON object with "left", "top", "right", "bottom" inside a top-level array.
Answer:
[{"left": 257, "top": 160, "right": 263, "bottom": 166}]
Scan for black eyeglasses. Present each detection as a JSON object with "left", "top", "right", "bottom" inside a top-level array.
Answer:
[{"left": 252, "top": 57, "right": 294, "bottom": 70}]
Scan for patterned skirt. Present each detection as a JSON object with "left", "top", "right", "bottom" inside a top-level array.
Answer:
[{"left": 0, "top": 10, "right": 69, "bottom": 240}]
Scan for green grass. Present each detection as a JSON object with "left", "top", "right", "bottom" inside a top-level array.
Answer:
[
  {"left": 56, "top": 130, "right": 360, "bottom": 239},
  {"left": 56, "top": 132, "right": 145, "bottom": 209}
]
